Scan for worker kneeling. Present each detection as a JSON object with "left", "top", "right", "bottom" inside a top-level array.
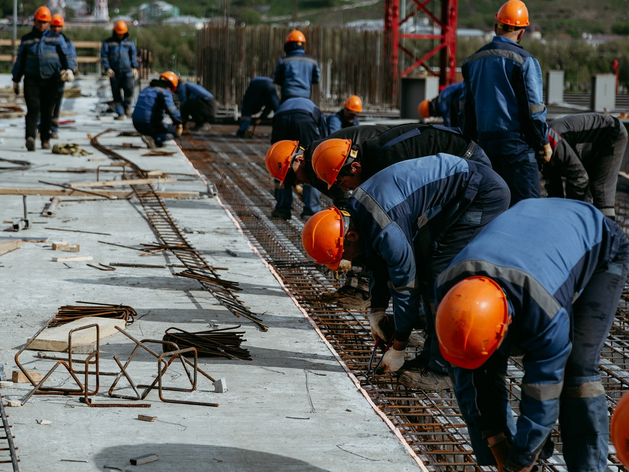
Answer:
[
  {"left": 435, "top": 198, "right": 629, "bottom": 471},
  {"left": 302, "top": 154, "right": 510, "bottom": 391}
]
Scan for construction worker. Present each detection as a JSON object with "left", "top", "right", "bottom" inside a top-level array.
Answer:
[
  {"left": 12, "top": 6, "right": 74, "bottom": 152},
  {"left": 418, "top": 82, "right": 465, "bottom": 129},
  {"left": 49, "top": 13, "right": 77, "bottom": 139},
  {"left": 462, "top": 0, "right": 551, "bottom": 206},
  {"left": 543, "top": 113, "right": 628, "bottom": 220},
  {"left": 132, "top": 71, "right": 182, "bottom": 149},
  {"left": 612, "top": 392, "right": 629, "bottom": 467},
  {"left": 177, "top": 79, "right": 218, "bottom": 131},
  {"left": 274, "top": 30, "right": 320, "bottom": 103},
  {"left": 303, "top": 154, "right": 510, "bottom": 391},
  {"left": 236, "top": 77, "right": 280, "bottom": 138},
  {"left": 270, "top": 97, "right": 328, "bottom": 221},
  {"left": 101, "top": 20, "right": 139, "bottom": 120},
  {"left": 326, "top": 95, "right": 362, "bottom": 134},
  {"left": 435, "top": 198, "right": 629, "bottom": 471}
]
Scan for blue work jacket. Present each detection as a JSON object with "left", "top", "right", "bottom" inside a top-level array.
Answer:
[
  {"left": 436, "top": 198, "right": 625, "bottom": 467},
  {"left": 274, "top": 48, "right": 320, "bottom": 100},
  {"left": 101, "top": 34, "right": 138, "bottom": 74},
  {"left": 326, "top": 109, "right": 360, "bottom": 134},
  {"left": 12, "top": 28, "right": 72, "bottom": 82},
  {"left": 178, "top": 82, "right": 214, "bottom": 106},
  {"left": 462, "top": 35, "right": 548, "bottom": 151},
  {"left": 436, "top": 82, "right": 464, "bottom": 128},
  {"left": 346, "top": 154, "right": 487, "bottom": 338},
  {"left": 132, "top": 83, "right": 182, "bottom": 126}
]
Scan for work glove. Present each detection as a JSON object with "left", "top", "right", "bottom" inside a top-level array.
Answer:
[
  {"left": 488, "top": 434, "right": 510, "bottom": 472},
  {"left": 107, "top": 68, "right": 116, "bottom": 78},
  {"left": 12, "top": 81, "right": 19, "bottom": 96},
  {"left": 60, "top": 69, "right": 74, "bottom": 82},
  {"left": 132, "top": 68, "right": 139, "bottom": 79},
  {"left": 380, "top": 348, "right": 405, "bottom": 373},
  {"left": 369, "top": 308, "right": 388, "bottom": 341},
  {"left": 175, "top": 124, "right": 183, "bottom": 137},
  {"left": 541, "top": 143, "right": 552, "bottom": 163},
  {"left": 337, "top": 259, "right": 352, "bottom": 273}
]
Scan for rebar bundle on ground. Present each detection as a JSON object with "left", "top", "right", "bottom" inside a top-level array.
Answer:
[
  {"left": 162, "top": 326, "right": 251, "bottom": 361},
  {"left": 51, "top": 301, "right": 137, "bottom": 326}
]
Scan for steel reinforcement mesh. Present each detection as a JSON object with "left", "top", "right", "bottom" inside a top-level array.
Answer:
[{"left": 180, "top": 128, "right": 629, "bottom": 472}]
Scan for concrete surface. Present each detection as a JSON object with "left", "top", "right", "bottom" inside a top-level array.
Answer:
[{"left": 0, "top": 74, "right": 422, "bottom": 471}]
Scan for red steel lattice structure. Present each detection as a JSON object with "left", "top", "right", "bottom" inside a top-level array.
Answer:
[{"left": 384, "top": 0, "right": 458, "bottom": 91}]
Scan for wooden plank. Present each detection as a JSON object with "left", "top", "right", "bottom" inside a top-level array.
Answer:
[
  {"left": 0, "top": 236, "right": 49, "bottom": 243},
  {"left": 68, "top": 178, "right": 177, "bottom": 188},
  {"left": 0, "top": 240, "right": 22, "bottom": 257},
  {"left": 52, "top": 255, "right": 93, "bottom": 262},
  {"left": 0, "top": 188, "right": 200, "bottom": 198},
  {"left": 27, "top": 318, "right": 126, "bottom": 353}
]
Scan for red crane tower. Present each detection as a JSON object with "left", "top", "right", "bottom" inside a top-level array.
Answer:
[{"left": 384, "top": 0, "right": 458, "bottom": 96}]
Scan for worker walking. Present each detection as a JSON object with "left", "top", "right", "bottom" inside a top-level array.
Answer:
[
  {"left": 12, "top": 6, "right": 74, "bottom": 152},
  {"left": 326, "top": 95, "right": 362, "bottom": 134},
  {"left": 236, "top": 77, "right": 280, "bottom": 138},
  {"left": 418, "top": 82, "right": 465, "bottom": 129},
  {"left": 435, "top": 198, "right": 629, "bottom": 471},
  {"left": 274, "top": 30, "right": 320, "bottom": 103},
  {"left": 543, "top": 113, "right": 628, "bottom": 220},
  {"left": 49, "top": 13, "right": 77, "bottom": 139},
  {"left": 177, "top": 80, "right": 218, "bottom": 131},
  {"left": 462, "top": 0, "right": 551, "bottom": 206},
  {"left": 270, "top": 97, "right": 328, "bottom": 220},
  {"left": 303, "top": 154, "right": 510, "bottom": 391},
  {"left": 132, "top": 71, "right": 182, "bottom": 148},
  {"left": 101, "top": 20, "right": 139, "bottom": 120}
]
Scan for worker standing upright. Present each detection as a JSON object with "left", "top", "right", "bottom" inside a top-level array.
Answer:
[
  {"left": 101, "top": 20, "right": 139, "bottom": 120},
  {"left": 176, "top": 79, "right": 218, "bottom": 131},
  {"left": 12, "top": 6, "right": 74, "bottom": 152},
  {"left": 49, "top": 13, "right": 77, "bottom": 139},
  {"left": 326, "top": 95, "right": 362, "bottom": 134},
  {"left": 274, "top": 30, "right": 320, "bottom": 103},
  {"left": 543, "top": 113, "right": 628, "bottom": 220},
  {"left": 462, "top": 0, "right": 551, "bottom": 206},
  {"left": 435, "top": 198, "right": 629, "bottom": 471},
  {"left": 237, "top": 77, "right": 280, "bottom": 138}
]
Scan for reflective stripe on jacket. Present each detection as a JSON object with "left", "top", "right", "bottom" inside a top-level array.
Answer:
[
  {"left": 101, "top": 34, "right": 138, "bottom": 73},
  {"left": 274, "top": 50, "right": 320, "bottom": 100},
  {"left": 178, "top": 82, "right": 214, "bottom": 106},
  {"left": 12, "top": 28, "right": 71, "bottom": 81},
  {"left": 132, "top": 84, "right": 181, "bottom": 126}
]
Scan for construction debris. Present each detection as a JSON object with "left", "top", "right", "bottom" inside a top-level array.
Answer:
[
  {"left": 162, "top": 326, "right": 251, "bottom": 361},
  {"left": 0, "top": 240, "right": 21, "bottom": 257},
  {"left": 137, "top": 415, "right": 157, "bottom": 422},
  {"left": 51, "top": 143, "right": 93, "bottom": 157},
  {"left": 50, "top": 302, "right": 137, "bottom": 326},
  {"left": 51, "top": 255, "right": 93, "bottom": 262},
  {"left": 129, "top": 454, "right": 159, "bottom": 466},
  {"left": 12, "top": 370, "right": 45, "bottom": 384},
  {"left": 41, "top": 196, "right": 61, "bottom": 217}
]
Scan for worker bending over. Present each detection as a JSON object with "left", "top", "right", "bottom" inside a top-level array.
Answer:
[
  {"left": 326, "top": 95, "right": 362, "bottom": 134},
  {"left": 435, "top": 198, "right": 629, "bottom": 471},
  {"left": 418, "top": 82, "right": 464, "bottom": 129},
  {"left": 543, "top": 113, "right": 628, "bottom": 219},
  {"left": 237, "top": 77, "right": 279, "bottom": 138},
  {"left": 177, "top": 79, "right": 218, "bottom": 131}
]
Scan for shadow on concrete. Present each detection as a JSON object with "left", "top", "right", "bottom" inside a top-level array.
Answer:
[{"left": 93, "top": 443, "right": 331, "bottom": 472}]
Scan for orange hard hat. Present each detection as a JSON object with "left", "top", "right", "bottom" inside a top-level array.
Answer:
[
  {"left": 114, "top": 20, "right": 128, "bottom": 34},
  {"left": 344, "top": 95, "right": 362, "bottom": 113},
  {"left": 612, "top": 392, "right": 629, "bottom": 467},
  {"left": 265, "top": 140, "right": 300, "bottom": 183},
  {"left": 160, "top": 71, "right": 179, "bottom": 91},
  {"left": 286, "top": 30, "right": 306, "bottom": 44},
  {"left": 418, "top": 100, "right": 431, "bottom": 119},
  {"left": 495, "top": 0, "right": 530, "bottom": 27},
  {"left": 312, "top": 139, "right": 354, "bottom": 189},
  {"left": 51, "top": 14, "right": 65, "bottom": 26},
  {"left": 436, "top": 276, "right": 510, "bottom": 370},
  {"left": 301, "top": 207, "right": 349, "bottom": 271},
  {"left": 34, "top": 6, "right": 52, "bottom": 22}
]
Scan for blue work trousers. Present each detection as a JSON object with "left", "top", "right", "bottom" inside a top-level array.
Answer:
[
  {"left": 133, "top": 121, "right": 176, "bottom": 146},
  {"left": 110, "top": 72, "right": 135, "bottom": 116},
  {"left": 274, "top": 182, "right": 321, "bottom": 216}
]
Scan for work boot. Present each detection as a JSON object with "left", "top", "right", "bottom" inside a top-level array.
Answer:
[
  {"left": 25, "top": 137, "right": 35, "bottom": 151},
  {"left": 235, "top": 130, "right": 246, "bottom": 138},
  {"left": 41, "top": 141, "right": 51, "bottom": 150},
  {"left": 51, "top": 132, "right": 59, "bottom": 139},
  {"left": 300, "top": 211, "right": 314, "bottom": 222},
  {"left": 321, "top": 274, "right": 371, "bottom": 309},
  {"left": 398, "top": 361, "right": 452, "bottom": 392},
  {"left": 141, "top": 135, "right": 157, "bottom": 149},
  {"left": 124, "top": 106, "right": 132, "bottom": 117},
  {"left": 270, "top": 209, "right": 291, "bottom": 220},
  {"left": 114, "top": 114, "right": 126, "bottom": 121}
]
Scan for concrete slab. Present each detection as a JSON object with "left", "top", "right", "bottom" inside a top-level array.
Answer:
[{"left": 0, "top": 74, "right": 422, "bottom": 471}]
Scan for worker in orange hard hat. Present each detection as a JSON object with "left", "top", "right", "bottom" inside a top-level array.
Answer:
[
  {"left": 612, "top": 392, "right": 629, "bottom": 468},
  {"left": 434, "top": 198, "right": 629, "bottom": 470},
  {"left": 302, "top": 152, "right": 509, "bottom": 391},
  {"left": 326, "top": 95, "right": 362, "bottom": 134},
  {"left": 132, "top": 71, "right": 183, "bottom": 149},
  {"left": 49, "top": 13, "right": 77, "bottom": 139},
  {"left": 11, "top": 6, "right": 74, "bottom": 151},
  {"left": 418, "top": 82, "right": 465, "bottom": 129},
  {"left": 101, "top": 19, "right": 139, "bottom": 120},
  {"left": 274, "top": 30, "right": 320, "bottom": 102},
  {"left": 462, "top": 0, "right": 551, "bottom": 207}
]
